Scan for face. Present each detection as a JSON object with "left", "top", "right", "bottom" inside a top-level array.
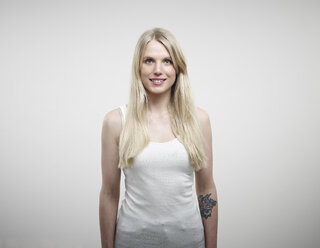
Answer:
[{"left": 140, "top": 39, "right": 176, "bottom": 96}]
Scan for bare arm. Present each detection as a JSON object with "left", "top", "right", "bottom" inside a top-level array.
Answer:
[
  {"left": 99, "top": 109, "right": 122, "bottom": 248},
  {"left": 196, "top": 107, "right": 218, "bottom": 248}
]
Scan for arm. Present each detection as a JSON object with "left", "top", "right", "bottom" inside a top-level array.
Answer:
[
  {"left": 196, "top": 107, "right": 218, "bottom": 248},
  {"left": 99, "top": 109, "right": 122, "bottom": 248}
]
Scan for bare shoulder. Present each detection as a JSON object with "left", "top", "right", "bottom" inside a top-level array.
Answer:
[
  {"left": 196, "top": 106, "right": 210, "bottom": 125},
  {"left": 101, "top": 108, "right": 122, "bottom": 192},
  {"left": 102, "top": 107, "right": 122, "bottom": 145},
  {"left": 196, "top": 106, "right": 212, "bottom": 139}
]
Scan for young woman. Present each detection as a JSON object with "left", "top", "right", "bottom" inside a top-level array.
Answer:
[{"left": 99, "top": 27, "right": 218, "bottom": 248}]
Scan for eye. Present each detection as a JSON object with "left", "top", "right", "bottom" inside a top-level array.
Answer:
[
  {"left": 144, "top": 58, "right": 153, "bottom": 64},
  {"left": 164, "top": 59, "right": 172, "bottom": 64}
]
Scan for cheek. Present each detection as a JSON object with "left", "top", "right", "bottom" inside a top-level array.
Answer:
[
  {"left": 140, "top": 66, "right": 151, "bottom": 77},
  {"left": 167, "top": 67, "right": 176, "bottom": 78}
]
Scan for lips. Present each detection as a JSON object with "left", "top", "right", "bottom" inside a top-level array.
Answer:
[
  {"left": 150, "top": 78, "right": 166, "bottom": 83},
  {"left": 150, "top": 78, "right": 166, "bottom": 86}
]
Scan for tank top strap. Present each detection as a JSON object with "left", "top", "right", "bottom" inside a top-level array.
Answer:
[{"left": 118, "top": 104, "right": 127, "bottom": 127}]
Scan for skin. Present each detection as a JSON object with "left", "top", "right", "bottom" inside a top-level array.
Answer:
[
  {"left": 99, "top": 39, "right": 218, "bottom": 248},
  {"left": 195, "top": 107, "right": 218, "bottom": 248}
]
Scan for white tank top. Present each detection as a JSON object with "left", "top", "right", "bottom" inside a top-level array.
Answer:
[{"left": 115, "top": 104, "right": 205, "bottom": 248}]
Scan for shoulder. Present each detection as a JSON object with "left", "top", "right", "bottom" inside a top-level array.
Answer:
[
  {"left": 102, "top": 107, "right": 122, "bottom": 144},
  {"left": 196, "top": 106, "right": 210, "bottom": 125},
  {"left": 196, "top": 106, "right": 212, "bottom": 138}
]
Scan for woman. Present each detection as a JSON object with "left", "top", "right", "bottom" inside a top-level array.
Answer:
[{"left": 99, "top": 27, "right": 218, "bottom": 248}]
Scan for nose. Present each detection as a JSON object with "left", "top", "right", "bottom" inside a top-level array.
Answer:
[{"left": 154, "top": 61, "right": 162, "bottom": 75}]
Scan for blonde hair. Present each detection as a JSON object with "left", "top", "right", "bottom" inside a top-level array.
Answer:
[{"left": 118, "top": 27, "right": 207, "bottom": 171}]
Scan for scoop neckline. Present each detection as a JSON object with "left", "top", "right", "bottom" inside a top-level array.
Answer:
[{"left": 149, "top": 137, "right": 178, "bottom": 144}]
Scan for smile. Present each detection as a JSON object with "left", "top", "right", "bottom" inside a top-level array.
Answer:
[
  {"left": 150, "top": 78, "right": 166, "bottom": 85},
  {"left": 150, "top": 78, "right": 166, "bottom": 82}
]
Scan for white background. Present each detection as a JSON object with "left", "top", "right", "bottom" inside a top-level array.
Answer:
[{"left": 0, "top": 0, "right": 319, "bottom": 247}]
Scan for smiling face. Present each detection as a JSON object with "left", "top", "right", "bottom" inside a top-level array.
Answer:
[{"left": 140, "top": 39, "right": 176, "bottom": 96}]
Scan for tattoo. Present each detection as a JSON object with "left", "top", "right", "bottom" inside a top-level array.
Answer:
[{"left": 198, "top": 193, "right": 217, "bottom": 219}]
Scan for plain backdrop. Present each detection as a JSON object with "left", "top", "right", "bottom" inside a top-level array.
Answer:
[{"left": 0, "top": 0, "right": 319, "bottom": 247}]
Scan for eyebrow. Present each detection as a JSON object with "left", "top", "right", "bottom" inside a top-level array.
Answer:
[{"left": 142, "top": 56, "right": 172, "bottom": 60}]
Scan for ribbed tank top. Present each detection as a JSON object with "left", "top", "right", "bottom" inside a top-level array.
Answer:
[{"left": 115, "top": 104, "right": 205, "bottom": 248}]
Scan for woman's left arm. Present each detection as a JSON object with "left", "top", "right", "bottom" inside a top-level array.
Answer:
[{"left": 196, "top": 107, "right": 218, "bottom": 248}]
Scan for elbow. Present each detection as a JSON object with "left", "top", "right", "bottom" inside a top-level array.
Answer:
[
  {"left": 100, "top": 186, "right": 120, "bottom": 201},
  {"left": 196, "top": 179, "right": 216, "bottom": 194}
]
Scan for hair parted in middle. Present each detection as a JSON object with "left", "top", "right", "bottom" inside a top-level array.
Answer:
[{"left": 118, "top": 27, "right": 207, "bottom": 171}]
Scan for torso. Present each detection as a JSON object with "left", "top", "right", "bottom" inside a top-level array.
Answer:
[
  {"left": 114, "top": 104, "right": 205, "bottom": 248},
  {"left": 116, "top": 104, "right": 201, "bottom": 143},
  {"left": 147, "top": 112, "right": 176, "bottom": 142}
]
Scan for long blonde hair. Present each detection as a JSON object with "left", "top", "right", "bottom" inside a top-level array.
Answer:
[{"left": 119, "top": 27, "right": 207, "bottom": 171}]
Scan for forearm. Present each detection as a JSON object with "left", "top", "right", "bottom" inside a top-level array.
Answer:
[
  {"left": 99, "top": 190, "right": 119, "bottom": 248},
  {"left": 197, "top": 185, "right": 218, "bottom": 248}
]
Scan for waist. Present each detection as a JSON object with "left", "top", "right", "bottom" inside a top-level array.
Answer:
[
  {"left": 115, "top": 209, "right": 204, "bottom": 248},
  {"left": 119, "top": 197, "right": 200, "bottom": 223}
]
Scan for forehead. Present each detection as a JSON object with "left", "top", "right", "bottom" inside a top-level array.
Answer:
[{"left": 142, "top": 39, "right": 171, "bottom": 58}]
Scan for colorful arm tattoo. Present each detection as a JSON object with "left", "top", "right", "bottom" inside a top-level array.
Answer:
[{"left": 198, "top": 193, "right": 217, "bottom": 219}]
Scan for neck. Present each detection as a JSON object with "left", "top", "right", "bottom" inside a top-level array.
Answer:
[{"left": 146, "top": 90, "right": 171, "bottom": 117}]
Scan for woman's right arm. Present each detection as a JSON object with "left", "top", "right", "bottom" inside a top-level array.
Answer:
[{"left": 99, "top": 109, "right": 122, "bottom": 248}]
